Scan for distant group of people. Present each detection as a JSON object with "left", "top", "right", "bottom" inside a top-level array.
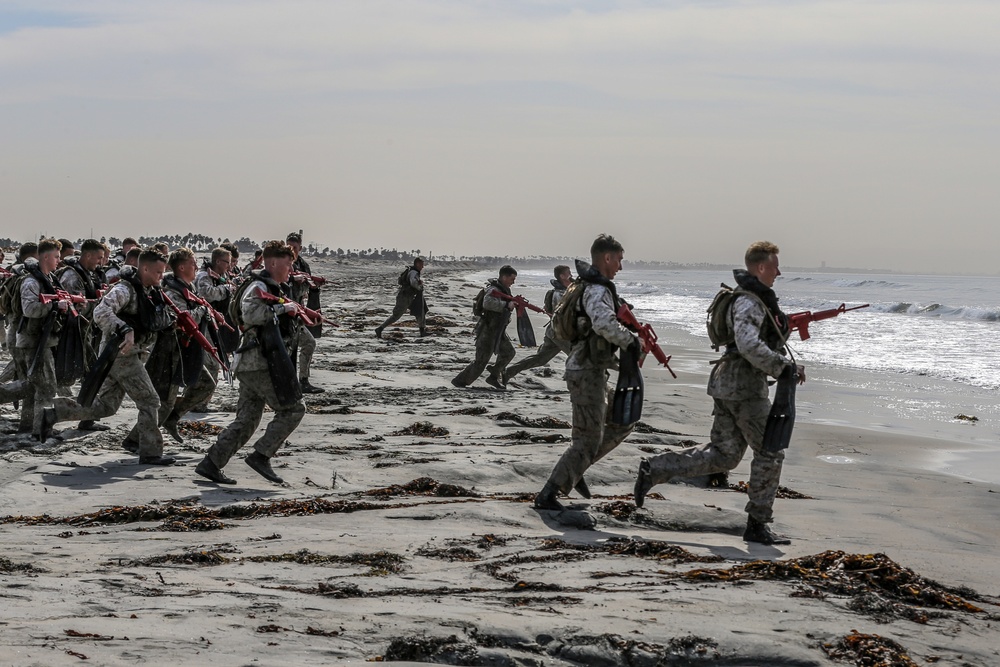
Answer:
[
  {"left": 2, "top": 230, "right": 805, "bottom": 546},
  {"left": 1, "top": 232, "right": 327, "bottom": 484}
]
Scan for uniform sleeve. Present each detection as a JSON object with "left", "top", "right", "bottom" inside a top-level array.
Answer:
[
  {"left": 165, "top": 285, "right": 205, "bottom": 325},
  {"left": 408, "top": 270, "right": 422, "bottom": 291},
  {"left": 731, "top": 295, "right": 790, "bottom": 378},
  {"left": 195, "top": 271, "right": 231, "bottom": 304},
  {"left": 59, "top": 269, "right": 84, "bottom": 296},
  {"left": 583, "top": 284, "right": 636, "bottom": 350},
  {"left": 93, "top": 283, "right": 133, "bottom": 336},
  {"left": 20, "top": 278, "right": 56, "bottom": 319},
  {"left": 550, "top": 288, "right": 565, "bottom": 311},
  {"left": 240, "top": 281, "right": 283, "bottom": 327},
  {"left": 483, "top": 287, "right": 508, "bottom": 313}
]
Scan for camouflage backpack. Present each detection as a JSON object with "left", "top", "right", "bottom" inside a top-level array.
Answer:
[
  {"left": 0, "top": 273, "right": 27, "bottom": 318},
  {"left": 228, "top": 277, "right": 259, "bottom": 331},
  {"left": 706, "top": 283, "right": 780, "bottom": 351},
  {"left": 471, "top": 287, "right": 486, "bottom": 318},
  {"left": 549, "top": 279, "right": 588, "bottom": 343}
]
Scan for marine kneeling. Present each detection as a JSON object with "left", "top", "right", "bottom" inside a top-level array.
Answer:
[{"left": 195, "top": 240, "right": 306, "bottom": 486}]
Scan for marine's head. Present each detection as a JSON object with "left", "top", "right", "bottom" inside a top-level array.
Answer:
[
  {"left": 58, "top": 238, "right": 75, "bottom": 260},
  {"left": 263, "top": 240, "right": 295, "bottom": 283},
  {"left": 554, "top": 264, "right": 571, "bottom": 287},
  {"left": 138, "top": 248, "right": 167, "bottom": 288},
  {"left": 220, "top": 242, "right": 239, "bottom": 263},
  {"left": 121, "top": 237, "right": 138, "bottom": 254},
  {"left": 745, "top": 241, "right": 781, "bottom": 288},
  {"left": 17, "top": 241, "right": 38, "bottom": 263},
  {"left": 590, "top": 234, "right": 624, "bottom": 280},
  {"left": 125, "top": 247, "right": 141, "bottom": 267},
  {"left": 285, "top": 232, "right": 303, "bottom": 260},
  {"left": 168, "top": 247, "right": 197, "bottom": 284},
  {"left": 37, "top": 238, "right": 62, "bottom": 274},
  {"left": 210, "top": 247, "right": 233, "bottom": 275},
  {"left": 498, "top": 265, "right": 517, "bottom": 289},
  {"left": 79, "top": 239, "right": 105, "bottom": 271},
  {"left": 414, "top": 257, "right": 425, "bottom": 272}
]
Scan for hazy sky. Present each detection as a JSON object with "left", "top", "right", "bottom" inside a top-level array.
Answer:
[{"left": 1, "top": 1, "right": 997, "bottom": 273}]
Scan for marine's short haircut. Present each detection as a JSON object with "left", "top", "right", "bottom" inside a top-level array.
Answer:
[
  {"left": 499, "top": 265, "right": 517, "bottom": 278},
  {"left": 139, "top": 248, "right": 167, "bottom": 266},
  {"left": 554, "top": 264, "right": 570, "bottom": 279},
  {"left": 18, "top": 242, "right": 39, "bottom": 261},
  {"left": 285, "top": 232, "right": 302, "bottom": 244},
  {"left": 125, "top": 247, "right": 142, "bottom": 261},
  {"left": 211, "top": 247, "right": 232, "bottom": 265},
  {"left": 744, "top": 241, "right": 780, "bottom": 268},
  {"left": 168, "top": 247, "right": 195, "bottom": 273},
  {"left": 220, "top": 242, "right": 239, "bottom": 260},
  {"left": 152, "top": 242, "right": 169, "bottom": 255},
  {"left": 122, "top": 237, "right": 138, "bottom": 247},
  {"left": 80, "top": 239, "right": 104, "bottom": 254},
  {"left": 590, "top": 234, "right": 624, "bottom": 258},
  {"left": 262, "top": 240, "right": 295, "bottom": 259},
  {"left": 38, "top": 238, "right": 62, "bottom": 255},
  {"left": 58, "top": 238, "right": 75, "bottom": 252}
]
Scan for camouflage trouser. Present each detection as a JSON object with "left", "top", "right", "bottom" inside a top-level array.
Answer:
[
  {"left": 53, "top": 353, "right": 164, "bottom": 457},
  {"left": 378, "top": 291, "right": 425, "bottom": 333},
  {"left": 506, "top": 334, "right": 564, "bottom": 379},
  {"left": 298, "top": 327, "right": 315, "bottom": 381},
  {"left": 159, "top": 366, "right": 217, "bottom": 424},
  {"left": 452, "top": 332, "right": 515, "bottom": 387},
  {"left": 206, "top": 368, "right": 305, "bottom": 470},
  {"left": 12, "top": 346, "right": 57, "bottom": 437},
  {"left": 546, "top": 369, "right": 634, "bottom": 494},
  {"left": 645, "top": 397, "right": 783, "bottom": 523},
  {"left": 0, "top": 377, "right": 30, "bottom": 404}
]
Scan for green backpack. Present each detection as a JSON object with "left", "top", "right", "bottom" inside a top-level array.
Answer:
[
  {"left": 549, "top": 279, "right": 587, "bottom": 343},
  {"left": 0, "top": 273, "right": 27, "bottom": 318}
]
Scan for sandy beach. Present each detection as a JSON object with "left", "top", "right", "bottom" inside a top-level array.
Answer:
[{"left": 1, "top": 258, "right": 998, "bottom": 666}]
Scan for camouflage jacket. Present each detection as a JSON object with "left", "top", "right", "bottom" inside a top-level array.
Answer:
[
  {"left": 195, "top": 269, "right": 232, "bottom": 305},
  {"left": 16, "top": 272, "right": 60, "bottom": 349},
  {"left": 707, "top": 294, "right": 791, "bottom": 400},
  {"left": 565, "top": 282, "right": 636, "bottom": 372},
  {"left": 231, "top": 276, "right": 300, "bottom": 374},
  {"left": 93, "top": 280, "right": 158, "bottom": 356}
]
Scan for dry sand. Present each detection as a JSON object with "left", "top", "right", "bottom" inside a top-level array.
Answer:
[{"left": 1, "top": 258, "right": 998, "bottom": 666}]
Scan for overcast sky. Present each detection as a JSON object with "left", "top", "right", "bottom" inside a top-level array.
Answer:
[{"left": 1, "top": 1, "right": 997, "bottom": 273}]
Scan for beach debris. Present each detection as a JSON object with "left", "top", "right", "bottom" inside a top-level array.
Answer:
[
  {"left": 362, "top": 477, "right": 479, "bottom": 499},
  {"left": 65, "top": 629, "right": 113, "bottom": 640},
  {"left": 129, "top": 548, "right": 404, "bottom": 575},
  {"left": 382, "top": 635, "right": 479, "bottom": 664},
  {"left": 147, "top": 516, "right": 229, "bottom": 532},
  {"left": 330, "top": 426, "right": 366, "bottom": 434},
  {"left": 683, "top": 551, "right": 985, "bottom": 621},
  {"left": 954, "top": 414, "right": 978, "bottom": 423},
  {"left": 0, "top": 556, "right": 44, "bottom": 574},
  {"left": 493, "top": 429, "right": 568, "bottom": 443},
  {"left": 542, "top": 536, "right": 724, "bottom": 565},
  {"left": 389, "top": 421, "right": 449, "bottom": 437},
  {"left": 632, "top": 421, "right": 695, "bottom": 436},
  {"left": 65, "top": 650, "right": 89, "bottom": 660},
  {"left": 447, "top": 406, "right": 489, "bottom": 416},
  {"left": 257, "top": 624, "right": 289, "bottom": 633},
  {"left": 727, "top": 481, "right": 814, "bottom": 499},
  {"left": 493, "top": 412, "right": 571, "bottom": 429},
  {"left": 821, "top": 630, "right": 918, "bottom": 666},
  {"left": 177, "top": 420, "right": 223, "bottom": 437},
  {"left": 416, "top": 546, "right": 482, "bottom": 562},
  {"left": 1, "top": 497, "right": 415, "bottom": 527}
]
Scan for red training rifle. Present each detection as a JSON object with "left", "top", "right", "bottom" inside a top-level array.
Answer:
[
  {"left": 254, "top": 288, "right": 337, "bottom": 328},
  {"left": 160, "top": 292, "right": 230, "bottom": 371},
  {"left": 787, "top": 303, "right": 869, "bottom": 341},
  {"left": 616, "top": 304, "right": 677, "bottom": 378}
]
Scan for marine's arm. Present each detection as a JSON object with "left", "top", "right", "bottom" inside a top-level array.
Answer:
[
  {"left": 483, "top": 287, "right": 510, "bottom": 313},
  {"left": 195, "top": 271, "right": 231, "bottom": 304},
  {"left": 731, "top": 296, "right": 792, "bottom": 378},
  {"left": 407, "top": 269, "right": 422, "bottom": 291},
  {"left": 584, "top": 284, "right": 636, "bottom": 350},
  {"left": 20, "top": 278, "right": 57, "bottom": 319},
  {"left": 240, "top": 281, "right": 290, "bottom": 327},
  {"left": 59, "top": 269, "right": 84, "bottom": 296},
  {"left": 93, "top": 283, "right": 133, "bottom": 337}
]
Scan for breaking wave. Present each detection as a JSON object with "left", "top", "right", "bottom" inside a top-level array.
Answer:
[{"left": 873, "top": 302, "right": 1000, "bottom": 321}]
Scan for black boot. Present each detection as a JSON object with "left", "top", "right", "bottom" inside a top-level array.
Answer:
[
  {"left": 533, "top": 481, "right": 565, "bottom": 511},
  {"left": 245, "top": 451, "right": 285, "bottom": 484},
  {"left": 634, "top": 459, "right": 653, "bottom": 508},
  {"left": 743, "top": 517, "right": 791, "bottom": 545},
  {"left": 195, "top": 456, "right": 236, "bottom": 484},
  {"left": 573, "top": 477, "right": 591, "bottom": 499},
  {"left": 139, "top": 454, "right": 176, "bottom": 466},
  {"left": 707, "top": 471, "right": 729, "bottom": 488},
  {"left": 374, "top": 326, "right": 383, "bottom": 339},
  {"left": 39, "top": 407, "right": 56, "bottom": 442},
  {"left": 300, "top": 379, "right": 325, "bottom": 394},
  {"left": 163, "top": 411, "right": 184, "bottom": 443}
]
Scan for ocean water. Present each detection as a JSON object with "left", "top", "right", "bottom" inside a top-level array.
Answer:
[{"left": 470, "top": 267, "right": 1000, "bottom": 483}]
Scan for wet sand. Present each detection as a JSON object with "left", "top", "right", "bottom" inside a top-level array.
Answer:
[{"left": 1, "top": 258, "right": 998, "bottom": 666}]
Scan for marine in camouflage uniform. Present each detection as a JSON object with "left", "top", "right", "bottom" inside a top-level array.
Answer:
[
  {"left": 451, "top": 265, "right": 519, "bottom": 390},
  {"left": 505, "top": 265, "right": 573, "bottom": 382},
  {"left": 535, "top": 237, "right": 638, "bottom": 510},
  {"left": 44, "top": 252, "right": 177, "bottom": 464},
  {"left": 56, "top": 240, "right": 109, "bottom": 431},
  {"left": 13, "top": 244, "right": 65, "bottom": 439},
  {"left": 286, "top": 232, "right": 323, "bottom": 393},
  {"left": 195, "top": 240, "right": 305, "bottom": 486},
  {"left": 634, "top": 241, "right": 805, "bottom": 545},
  {"left": 194, "top": 247, "right": 237, "bottom": 409},
  {"left": 157, "top": 249, "right": 218, "bottom": 442},
  {"left": 375, "top": 258, "right": 427, "bottom": 338}
]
